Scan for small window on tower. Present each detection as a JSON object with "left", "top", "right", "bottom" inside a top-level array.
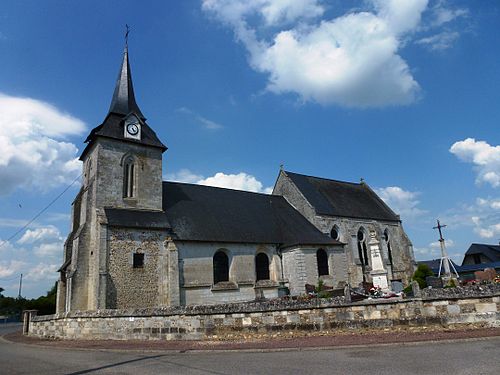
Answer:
[
  {"left": 133, "top": 252, "right": 144, "bottom": 268},
  {"left": 123, "top": 156, "right": 136, "bottom": 198}
]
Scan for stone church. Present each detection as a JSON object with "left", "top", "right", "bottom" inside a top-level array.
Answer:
[{"left": 56, "top": 45, "right": 416, "bottom": 313}]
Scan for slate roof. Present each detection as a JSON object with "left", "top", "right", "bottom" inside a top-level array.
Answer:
[
  {"left": 463, "top": 243, "right": 500, "bottom": 263},
  {"left": 108, "top": 46, "right": 145, "bottom": 119},
  {"left": 285, "top": 171, "right": 400, "bottom": 222},
  {"left": 105, "top": 208, "right": 170, "bottom": 229},
  {"left": 80, "top": 46, "right": 166, "bottom": 160},
  {"left": 418, "top": 259, "right": 460, "bottom": 275},
  {"left": 418, "top": 258, "right": 500, "bottom": 276},
  {"left": 162, "top": 181, "right": 339, "bottom": 248}
]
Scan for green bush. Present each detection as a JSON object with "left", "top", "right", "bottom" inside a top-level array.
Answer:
[{"left": 412, "top": 264, "right": 434, "bottom": 289}]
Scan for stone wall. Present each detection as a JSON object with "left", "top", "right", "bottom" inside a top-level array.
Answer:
[
  {"left": 177, "top": 242, "right": 281, "bottom": 305},
  {"left": 107, "top": 228, "right": 166, "bottom": 309},
  {"left": 274, "top": 170, "right": 415, "bottom": 286},
  {"left": 29, "top": 288, "right": 500, "bottom": 341}
]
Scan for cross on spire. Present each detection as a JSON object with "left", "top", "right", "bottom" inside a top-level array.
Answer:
[
  {"left": 125, "top": 24, "right": 130, "bottom": 47},
  {"left": 433, "top": 219, "right": 447, "bottom": 242}
]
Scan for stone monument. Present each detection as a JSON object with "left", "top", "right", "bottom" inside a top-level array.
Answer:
[{"left": 368, "top": 231, "right": 389, "bottom": 291}]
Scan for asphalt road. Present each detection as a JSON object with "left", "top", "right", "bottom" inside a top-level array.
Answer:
[{"left": 1, "top": 325, "right": 499, "bottom": 375}]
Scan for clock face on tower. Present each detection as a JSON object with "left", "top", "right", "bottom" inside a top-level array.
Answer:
[
  {"left": 124, "top": 115, "right": 141, "bottom": 140},
  {"left": 127, "top": 123, "right": 139, "bottom": 135}
]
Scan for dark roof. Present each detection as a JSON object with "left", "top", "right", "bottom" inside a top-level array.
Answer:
[
  {"left": 80, "top": 46, "right": 166, "bottom": 160},
  {"left": 285, "top": 171, "right": 400, "bottom": 222},
  {"left": 105, "top": 208, "right": 170, "bottom": 229},
  {"left": 463, "top": 243, "right": 500, "bottom": 264},
  {"left": 418, "top": 259, "right": 460, "bottom": 274},
  {"left": 418, "top": 258, "right": 500, "bottom": 276},
  {"left": 457, "top": 261, "right": 500, "bottom": 274},
  {"left": 109, "top": 46, "right": 145, "bottom": 119},
  {"left": 162, "top": 182, "right": 339, "bottom": 248}
]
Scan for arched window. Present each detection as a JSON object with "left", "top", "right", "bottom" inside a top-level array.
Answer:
[
  {"left": 357, "top": 230, "right": 369, "bottom": 266},
  {"left": 123, "top": 156, "right": 135, "bottom": 198},
  {"left": 384, "top": 229, "right": 393, "bottom": 266},
  {"left": 213, "top": 251, "right": 229, "bottom": 284},
  {"left": 330, "top": 225, "right": 340, "bottom": 241},
  {"left": 317, "top": 248, "right": 329, "bottom": 276},
  {"left": 255, "top": 253, "right": 270, "bottom": 281}
]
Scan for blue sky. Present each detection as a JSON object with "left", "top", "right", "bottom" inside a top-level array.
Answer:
[{"left": 0, "top": 0, "right": 499, "bottom": 298}]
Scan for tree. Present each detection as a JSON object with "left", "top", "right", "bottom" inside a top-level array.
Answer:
[
  {"left": 412, "top": 264, "right": 434, "bottom": 289},
  {"left": 0, "top": 287, "right": 4, "bottom": 298}
]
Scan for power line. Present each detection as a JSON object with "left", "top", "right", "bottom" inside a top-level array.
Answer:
[{"left": 0, "top": 173, "right": 82, "bottom": 250}]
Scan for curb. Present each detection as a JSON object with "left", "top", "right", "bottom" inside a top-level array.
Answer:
[{"left": 2, "top": 330, "right": 500, "bottom": 354}]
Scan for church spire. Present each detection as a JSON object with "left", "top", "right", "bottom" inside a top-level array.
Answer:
[{"left": 108, "top": 29, "right": 145, "bottom": 120}]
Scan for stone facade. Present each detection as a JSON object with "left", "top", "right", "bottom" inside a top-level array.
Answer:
[
  {"left": 273, "top": 170, "right": 415, "bottom": 286},
  {"left": 29, "top": 288, "right": 500, "bottom": 341},
  {"left": 56, "top": 46, "right": 415, "bottom": 314}
]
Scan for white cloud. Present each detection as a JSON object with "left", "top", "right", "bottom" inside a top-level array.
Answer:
[
  {"left": 476, "top": 198, "right": 500, "bottom": 210},
  {"left": 430, "top": 238, "right": 454, "bottom": 249},
  {"left": 202, "top": 0, "right": 323, "bottom": 27},
  {"left": 199, "top": 172, "right": 273, "bottom": 193},
  {"left": 413, "top": 246, "right": 440, "bottom": 259},
  {"left": 0, "top": 260, "right": 26, "bottom": 278},
  {"left": 202, "top": 0, "right": 427, "bottom": 107},
  {"left": 177, "top": 107, "right": 223, "bottom": 130},
  {"left": 15, "top": 226, "right": 64, "bottom": 257},
  {"left": 17, "top": 225, "right": 62, "bottom": 245},
  {"left": 431, "top": 1, "right": 468, "bottom": 27},
  {"left": 416, "top": 31, "right": 459, "bottom": 50},
  {"left": 166, "top": 169, "right": 273, "bottom": 193},
  {"left": 0, "top": 218, "right": 30, "bottom": 228},
  {"left": 450, "top": 138, "right": 500, "bottom": 188},
  {"left": 375, "top": 186, "right": 426, "bottom": 220},
  {"left": 471, "top": 214, "right": 500, "bottom": 239},
  {"left": 166, "top": 168, "right": 204, "bottom": 184},
  {"left": 0, "top": 93, "right": 86, "bottom": 196},
  {"left": 25, "top": 263, "right": 59, "bottom": 282},
  {"left": 33, "top": 242, "right": 64, "bottom": 258}
]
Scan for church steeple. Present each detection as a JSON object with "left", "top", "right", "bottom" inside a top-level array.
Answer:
[
  {"left": 79, "top": 34, "right": 167, "bottom": 161},
  {"left": 108, "top": 45, "right": 145, "bottom": 120}
]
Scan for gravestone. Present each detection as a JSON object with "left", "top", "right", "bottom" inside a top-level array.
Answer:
[
  {"left": 391, "top": 280, "right": 403, "bottom": 293},
  {"left": 411, "top": 280, "right": 421, "bottom": 298},
  {"left": 426, "top": 276, "right": 443, "bottom": 289}
]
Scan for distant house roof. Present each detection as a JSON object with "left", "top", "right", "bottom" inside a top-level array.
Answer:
[
  {"left": 162, "top": 181, "right": 340, "bottom": 248},
  {"left": 418, "top": 259, "right": 460, "bottom": 275},
  {"left": 284, "top": 171, "right": 400, "bottom": 222},
  {"left": 418, "top": 258, "right": 500, "bottom": 276},
  {"left": 463, "top": 243, "right": 500, "bottom": 264}
]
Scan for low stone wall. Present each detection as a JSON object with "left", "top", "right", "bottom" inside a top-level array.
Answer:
[{"left": 28, "top": 289, "right": 500, "bottom": 341}]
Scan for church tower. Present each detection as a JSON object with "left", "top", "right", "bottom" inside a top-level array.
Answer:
[
  {"left": 80, "top": 44, "right": 167, "bottom": 211},
  {"left": 57, "top": 42, "right": 167, "bottom": 312}
]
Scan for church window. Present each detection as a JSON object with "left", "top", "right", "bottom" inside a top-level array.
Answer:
[
  {"left": 213, "top": 251, "right": 229, "bottom": 284},
  {"left": 331, "top": 226, "right": 340, "bottom": 241},
  {"left": 124, "top": 156, "right": 136, "bottom": 198},
  {"left": 255, "top": 253, "right": 270, "bottom": 281},
  {"left": 384, "top": 229, "right": 393, "bottom": 266},
  {"left": 317, "top": 248, "right": 329, "bottom": 276},
  {"left": 357, "top": 230, "right": 369, "bottom": 266},
  {"left": 133, "top": 252, "right": 144, "bottom": 268}
]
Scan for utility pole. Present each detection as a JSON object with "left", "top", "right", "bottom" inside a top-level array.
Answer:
[
  {"left": 433, "top": 220, "right": 459, "bottom": 280},
  {"left": 17, "top": 273, "right": 23, "bottom": 299}
]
